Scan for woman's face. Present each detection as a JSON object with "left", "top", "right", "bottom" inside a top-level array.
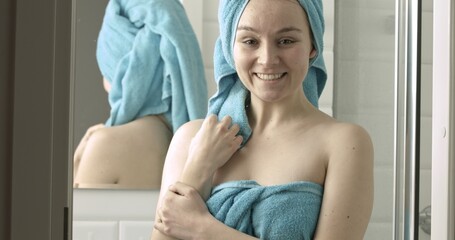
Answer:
[{"left": 233, "top": 0, "right": 316, "bottom": 103}]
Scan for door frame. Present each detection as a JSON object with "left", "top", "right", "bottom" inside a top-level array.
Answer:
[
  {"left": 432, "top": 0, "right": 455, "bottom": 239},
  {"left": 11, "top": 0, "right": 72, "bottom": 239}
]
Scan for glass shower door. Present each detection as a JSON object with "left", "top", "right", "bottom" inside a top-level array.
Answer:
[
  {"left": 334, "top": 1, "right": 397, "bottom": 238},
  {"left": 333, "top": 0, "right": 434, "bottom": 239}
]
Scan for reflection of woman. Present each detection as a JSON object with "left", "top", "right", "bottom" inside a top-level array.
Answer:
[
  {"left": 73, "top": 0, "right": 208, "bottom": 189},
  {"left": 152, "top": 0, "right": 373, "bottom": 239}
]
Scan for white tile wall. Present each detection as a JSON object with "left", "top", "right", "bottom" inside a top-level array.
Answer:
[
  {"left": 73, "top": 221, "right": 118, "bottom": 240},
  {"left": 119, "top": 221, "right": 154, "bottom": 240},
  {"left": 73, "top": 189, "right": 159, "bottom": 240}
]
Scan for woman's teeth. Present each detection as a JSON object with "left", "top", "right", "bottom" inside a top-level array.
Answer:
[{"left": 256, "top": 73, "right": 285, "bottom": 80}]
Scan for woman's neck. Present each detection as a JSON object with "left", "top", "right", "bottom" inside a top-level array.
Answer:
[{"left": 246, "top": 92, "right": 315, "bottom": 133}]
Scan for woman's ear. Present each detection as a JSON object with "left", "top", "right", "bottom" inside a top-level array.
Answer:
[
  {"left": 309, "top": 47, "right": 317, "bottom": 59},
  {"left": 103, "top": 78, "right": 111, "bottom": 93}
]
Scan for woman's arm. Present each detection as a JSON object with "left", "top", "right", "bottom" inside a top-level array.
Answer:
[
  {"left": 150, "top": 119, "right": 203, "bottom": 240},
  {"left": 313, "top": 123, "right": 374, "bottom": 240},
  {"left": 151, "top": 115, "right": 247, "bottom": 240},
  {"left": 154, "top": 182, "right": 258, "bottom": 240},
  {"left": 178, "top": 115, "right": 243, "bottom": 199}
]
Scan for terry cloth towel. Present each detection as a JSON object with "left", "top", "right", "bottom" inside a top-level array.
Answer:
[
  {"left": 208, "top": 0, "right": 327, "bottom": 145},
  {"left": 206, "top": 180, "right": 323, "bottom": 240},
  {"left": 97, "top": 0, "right": 207, "bottom": 132}
]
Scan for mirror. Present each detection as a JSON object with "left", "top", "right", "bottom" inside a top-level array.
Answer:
[{"left": 71, "top": 0, "right": 209, "bottom": 190}]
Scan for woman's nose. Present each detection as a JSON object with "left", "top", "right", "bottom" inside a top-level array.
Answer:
[{"left": 257, "top": 44, "right": 279, "bottom": 66}]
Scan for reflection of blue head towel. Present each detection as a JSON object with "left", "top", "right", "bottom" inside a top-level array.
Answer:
[
  {"left": 206, "top": 180, "right": 323, "bottom": 239},
  {"left": 209, "top": 0, "right": 327, "bottom": 145},
  {"left": 97, "top": 0, "right": 207, "bottom": 132}
]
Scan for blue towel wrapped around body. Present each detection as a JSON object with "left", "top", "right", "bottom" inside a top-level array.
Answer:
[
  {"left": 208, "top": 0, "right": 327, "bottom": 145},
  {"left": 97, "top": 0, "right": 207, "bottom": 132},
  {"left": 206, "top": 180, "right": 323, "bottom": 239}
]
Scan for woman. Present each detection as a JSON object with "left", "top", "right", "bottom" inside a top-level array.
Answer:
[
  {"left": 152, "top": 0, "right": 373, "bottom": 239},
  {"left": 73, "top": 0, "right": 208, "bottom": 189}
]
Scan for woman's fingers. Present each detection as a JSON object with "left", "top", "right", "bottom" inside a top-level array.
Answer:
[
  {"left": 234, "top": 134, "right": 243, "bottom": 146},
  {"left": 188, "top": 114, "right": 243, "bottom": 170},
  {"left": 154, "top": 210, "right": 167, "bottom": 234},
  {"left": 203, "top": 114, "right": 218, "bottom": 127},
  {"left": 168, "top": 182, "right": 196, "bottom": 197},
  {"left": 219, "top": 115, "right": 232, "bottom": 128},
  {"left": 228, "top": 123, "right": 240, "bottom": 136}
]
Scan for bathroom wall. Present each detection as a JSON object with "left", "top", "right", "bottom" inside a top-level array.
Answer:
[{"left": 334, "top": 0, "right": 433, "bottom": 239}]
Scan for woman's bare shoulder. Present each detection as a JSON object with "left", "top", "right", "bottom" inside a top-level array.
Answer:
[
  {"left": 322, "top": 119, "right": 374, "bottom": 167},
  {"left": 174, "top": 119, "right": 204, "bottom": 136},
  {"left": 310, "top": 114, "right": 373, "bottom": 160},
  {"left": 327, "top": 121, "right": 371, "bottom": 142},
  {"left": 311, "top": 112, "right": 370, "bottom": 145},
  {"left": 165, "top": 119, "right": 204, "bottom": 145}
]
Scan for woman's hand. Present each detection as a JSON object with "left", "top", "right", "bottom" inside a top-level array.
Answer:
[
  {"left": 187, "top": 114, "right": 243, "bottom": 172},
  {"left": 73, "top": 123, "right": 105, "bottom": 186},
  {"left": 155, "top": 182, "right": 213, "bottom": 240}
]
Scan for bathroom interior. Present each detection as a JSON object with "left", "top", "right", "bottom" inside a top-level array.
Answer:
[{"left": 67, "top": 0, "right": 452, "bottom": 239}]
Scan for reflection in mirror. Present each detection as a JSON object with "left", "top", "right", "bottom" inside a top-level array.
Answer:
[{"left": 71, "top": 0, "right": 207, "bottom": 190}]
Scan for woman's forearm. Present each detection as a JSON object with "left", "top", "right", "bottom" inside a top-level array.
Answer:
[
  {"left": 178, "top": 159, "right": 216, "bottom": 200},
  {"left": 152, "top": 209, "right": 259, "bottom": 240},
  {"left": 151, "top": 229, "right": 177, "bottom": 240},
  {"left": 151, "top": 159, "right": 216, "bottom": 240}
]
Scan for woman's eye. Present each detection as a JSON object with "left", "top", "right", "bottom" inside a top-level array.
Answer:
[
  {"left": 279, "top": 39, "right": 294, "bottom": 45},
  {"left": 243, "top": 39, "right": 257, "bottom": 45}
]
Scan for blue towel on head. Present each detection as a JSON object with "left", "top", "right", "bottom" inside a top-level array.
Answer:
[
  {"left": 206, "top": 180, "right": 323, "bottom": 239},
  {"left": 97, "top": 0, "right": 207, "bottom": 132},
  {"left": 208, "top": 0, "right": 327, "bottom": 146}
]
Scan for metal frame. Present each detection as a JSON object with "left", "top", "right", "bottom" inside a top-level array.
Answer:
[{"left": 394, "top": 0, "right": 422, "bottom": 239}]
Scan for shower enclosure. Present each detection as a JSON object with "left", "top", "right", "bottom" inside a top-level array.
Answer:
[{"left": 335, "top": 0, "right": 454, "bottom": 239}]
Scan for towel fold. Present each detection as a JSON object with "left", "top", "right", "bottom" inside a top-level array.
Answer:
[
  {"left": 208, "top": 0, "right": 327, "bottom": 145},
  {"left": 96, "top": 0, "right": 207, "bottom": 132},
  {"left": 206, "top": 180, "right": 323, "bottom": 239}
]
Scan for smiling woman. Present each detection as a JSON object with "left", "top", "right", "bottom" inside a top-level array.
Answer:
[{"left": 151, "top": 0, "right": 374, "bottom": 239}]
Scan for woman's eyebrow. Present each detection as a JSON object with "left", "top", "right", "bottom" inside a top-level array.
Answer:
[
  {"left": 277, "top": 26, "right": 303, "bottom": 34},
  {"left": 237, "top": 25, "right": 303, "bottom": 34},
  {"left": 237, "top": 25, "right": 257, "bottom": 33}
]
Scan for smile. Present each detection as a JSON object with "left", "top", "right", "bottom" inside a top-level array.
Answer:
[{"left": 255, "top": 73, "right": 286, "bottom": 81}]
